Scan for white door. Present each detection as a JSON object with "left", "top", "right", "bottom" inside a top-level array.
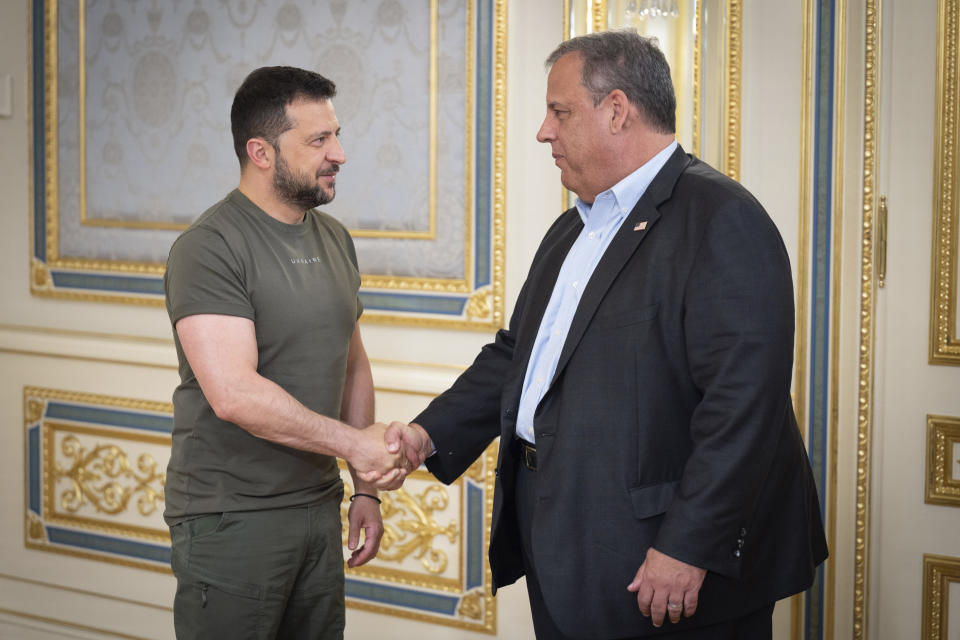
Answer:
[{"left": 869, "top": 0, "right": 960, "bottom": 638}]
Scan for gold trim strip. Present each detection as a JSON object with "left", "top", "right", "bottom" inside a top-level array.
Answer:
[
  {"left": 854, "top": 0, "right": 880, "bottom": 637},
  {"left": 724, "top": 0, "right": 741, "bottom": 180},
  {"left": 0, "top": 607, "right": 149, "bottom": 640},
  {"left": 43, "top": 0, "right": 58, "bottom": 265},
  {"left": 592, "top": 0, "right": 607, "bottom": 32},
  {"left": 692, "top": 0, "right": 702, "bottom": 157},
  {"left": 361, "top": 274, "right": 471, "bottom": 293},
  {"left": 930, "top": 0, "right": 960, "bottom": 365},
  {"left": 922, "top": 554, "right": 960, "bottom": 640},
  {"left": 491, "top": 0, "right": 507, "bottom": 330}
]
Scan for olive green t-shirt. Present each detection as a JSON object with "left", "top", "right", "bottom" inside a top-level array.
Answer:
[{"left": 163, "top": 189, "right": 362, "bottom": 524}]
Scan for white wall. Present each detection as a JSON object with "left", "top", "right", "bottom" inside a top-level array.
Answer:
[{"left": 0, "top": 0, "right": 860, "bottom": 638}]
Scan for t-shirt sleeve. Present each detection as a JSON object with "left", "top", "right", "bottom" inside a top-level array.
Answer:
[{"left": 164, "top": 227, "right": 255, "bottom": 325}]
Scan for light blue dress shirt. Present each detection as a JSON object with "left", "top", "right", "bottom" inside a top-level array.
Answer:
[{"left": 515, "top": 141, "right": 678, "bottom": 444}]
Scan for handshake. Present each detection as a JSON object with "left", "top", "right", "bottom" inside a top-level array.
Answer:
[{"left": 348, "top": 421, "right": 435, "bottom": 490}]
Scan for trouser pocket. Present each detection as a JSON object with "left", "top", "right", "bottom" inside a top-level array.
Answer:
[{"left": 173, "top": 570, "right": 264, "bottom": 640}]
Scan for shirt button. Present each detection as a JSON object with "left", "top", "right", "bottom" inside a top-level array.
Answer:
[
  {"left": 536, "top": 376, "right": 544, "bottom": 384},
  {"left": 588, "top": 232, "right": 595, "bottom": 239},
  {"left": 572, "top": 281, "right": 579, "bottom": 289}
]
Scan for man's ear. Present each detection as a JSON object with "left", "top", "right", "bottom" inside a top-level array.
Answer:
[
  {"left": 607, "top": 89, "right": 631, "bottom": 133},
  {"left": 245, "top": 138, "right": 273, "bottom": 170}
]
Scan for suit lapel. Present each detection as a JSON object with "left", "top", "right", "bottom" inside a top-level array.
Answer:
[
  {"left": 501, "top": 211, "right": 582, "bottom": 416},
  {"left": 515, "top": 213, "right": 582, "bottom": 362},
  {"left": 550, "top": 146, "right": 692, "bottom": 387}
]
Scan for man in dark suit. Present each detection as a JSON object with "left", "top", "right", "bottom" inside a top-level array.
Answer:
[{"left": 387, "top": 30, "right": 827, "bottom": 639}]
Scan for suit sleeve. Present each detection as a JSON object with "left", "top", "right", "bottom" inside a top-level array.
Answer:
[
  {"left": 415, "top": 325, "right": 515, "bottom": 485},
  {"left": 652, "top": 189, "right": 797, "bottom": 579}
]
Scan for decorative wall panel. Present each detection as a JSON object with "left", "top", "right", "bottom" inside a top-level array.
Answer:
[
  {"left": 923, "top": 554, "right": 960, "bottom": 640},
  {"left": 30, "top": 0, "right": 506, "bottom": 329},
  {"left": 23, "top": 386, "right": 497, "bottom": 632},
  {"left": 926, "top": 414, "right": 960, "bottom": 507},
  {"left": 24, "top": 386, "right": 173, "bottom": 573},
  {"left": 931, "top": 0, "right": 960, "bottom": 364}
]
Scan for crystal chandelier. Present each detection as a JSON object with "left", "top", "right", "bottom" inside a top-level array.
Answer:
[{"left": 625, "top": 0, "right": 680, "bottom": 19}]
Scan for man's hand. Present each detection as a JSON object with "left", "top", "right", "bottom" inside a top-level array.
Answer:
[
  {"left": 346, "top": 493, "right": 384, "bottom": 568},
  {"left": 384, "top": 421, "right": 434, "bottom": 470},
  {"left": 349, "top": 422, "right": 407, "bottom": 489},
  {"left": 627, "top": 547, "right": 707, "bottom": 627}
]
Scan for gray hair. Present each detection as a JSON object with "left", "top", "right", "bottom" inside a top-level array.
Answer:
[{"left": 546, "top": 30, "right": 676, "bottom": 134}]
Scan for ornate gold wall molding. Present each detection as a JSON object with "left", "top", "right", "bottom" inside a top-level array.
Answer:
[
  {"left": 922, "top": 554, "right": 960, "bottom": 640},
  {"left": 854, "top": 0, "right": 880, "bottom": 637},
  {"left": 30, "top": 0, "right": 507, "bottom": 330},
  {"left": 925, "top": 414, "right": 960, "bottom": 506},
  {"left": 23, "top": 385, "right": 499, "bottom": 633},
  {"left": 930, "top": 0, "right": 960, "bottom": 365},
  {"left": 723, "top": 0, "right": 742, "bottom": 181}
]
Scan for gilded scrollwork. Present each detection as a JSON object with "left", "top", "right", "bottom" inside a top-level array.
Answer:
[
  {"left": 465, "top": 456, "right": 485, "bottom": 483},
  {"left": 458, "top": 591, "right": 483, "bottom": 619},
  {"left": 30, "top": 259, "right": 52, "bottom": 291},
  {"left": 467, "top": 287, "right": 492, "bottom": 321},
  {"left": 25, "top": 399, "right": 45, "bottom": 425},
  {"left": 53, "top": 436, "right": 165, "bottom": 517},
  {"left": 27, "top": 513, "right": 45, "bottom": 542},
  {"left": 342, "top": 482, "right": 458, "bottom": 574}
]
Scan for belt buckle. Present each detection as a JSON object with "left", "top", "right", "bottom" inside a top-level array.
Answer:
[{"left": 520, "top": 441, "right": 537, "bottom": 471}]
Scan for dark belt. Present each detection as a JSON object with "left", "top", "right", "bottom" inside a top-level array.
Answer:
[{"left": 517, "top": 438, "right": 537, "bottom": 471}]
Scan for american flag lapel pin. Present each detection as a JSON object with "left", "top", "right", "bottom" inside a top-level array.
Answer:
[{"left": 633, "top": 220, "right": 648, "bottom": 231}]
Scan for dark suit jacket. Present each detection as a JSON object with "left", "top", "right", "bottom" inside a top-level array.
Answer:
[{"left": 415, "top": 146, "right": 828, "bottom": 638}]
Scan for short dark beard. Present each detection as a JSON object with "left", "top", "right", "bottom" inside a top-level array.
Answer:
[{"left": 272, "top": 151, "right": 334, "bottom": 211}]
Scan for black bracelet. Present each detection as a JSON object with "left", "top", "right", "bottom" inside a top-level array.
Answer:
[{"left": 349, "top": 492, "right": 382, "bottom": 504}]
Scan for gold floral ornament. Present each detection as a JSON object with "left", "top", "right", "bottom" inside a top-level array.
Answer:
[
  {"left": 343, "top": 483, "right": 458, "bottom": 574},
  {"left": 30, "top": 259, "right": 52, "bottom": 290},
  {"left": 27, "top": 513, "right": 45, "bottom": 541},
  {"left": 54, "top": 436, "right": 165, "bottom": 517},
  {"left": 25, "top": 399, "right": 45, "bottom": 425},
  {"left": 458, "top": 591, "right": 483, "bottom": 620},
  {"left": 466, "top": 287, "right": 492, "bottom": 321}
]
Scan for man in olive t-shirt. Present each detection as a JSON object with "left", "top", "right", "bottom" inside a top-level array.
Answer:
[{"left": 163, "top": 67, "right": 419, "bottom": 640}]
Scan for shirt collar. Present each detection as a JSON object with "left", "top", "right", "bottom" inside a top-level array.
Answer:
[{"left": 575, "top": 140, "right": 679, "bottom": 225}]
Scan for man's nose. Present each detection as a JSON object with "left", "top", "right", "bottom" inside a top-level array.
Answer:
[
  {"left": 536, "top": 117, "right": 554, "bottom": 143},
  {"left": 329, "top": 137, "right": 346, "bottom": 164}
]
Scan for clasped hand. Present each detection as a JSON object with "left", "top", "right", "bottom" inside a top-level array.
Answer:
[{"left": 351, "top": 421, "right": 432, "bottom": 490}]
